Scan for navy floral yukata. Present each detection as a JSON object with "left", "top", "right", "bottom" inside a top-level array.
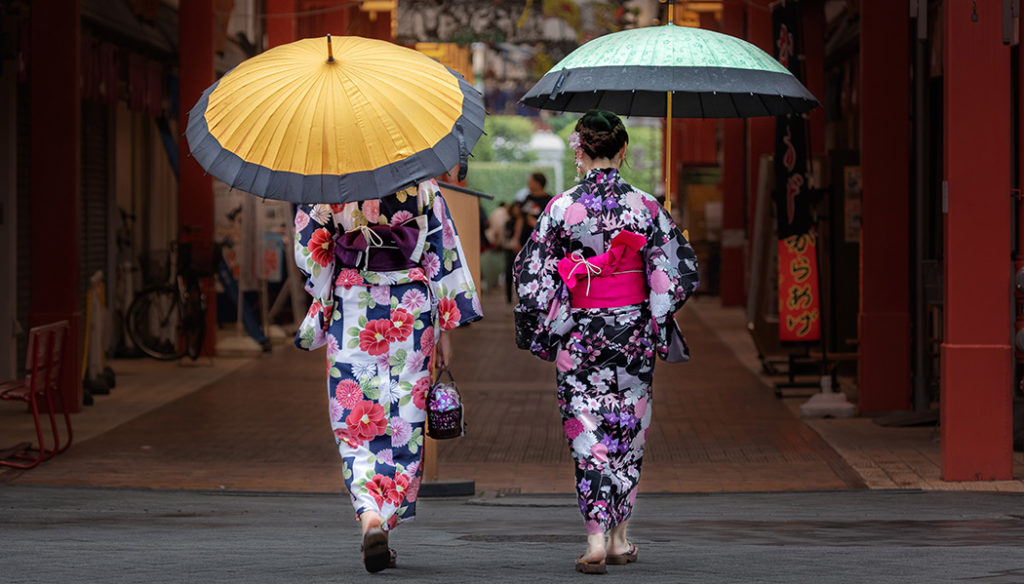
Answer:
[
  {"left": 294, "top": 180, "right": 482, "bottom": 531},
  {"left": 513, "top": 168, "right": 698, "bottom": 535}
]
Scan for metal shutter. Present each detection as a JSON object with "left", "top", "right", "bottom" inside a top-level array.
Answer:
[{"left": 80, "top": 101, "right": 109, "bottom": 316}]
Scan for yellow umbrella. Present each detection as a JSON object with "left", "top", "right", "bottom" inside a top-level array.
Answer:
[{"left": 186, "top": 35, "right": 485, "bottom": 203}]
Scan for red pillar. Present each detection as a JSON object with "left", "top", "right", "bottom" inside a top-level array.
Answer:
[
  {"left": 857, "top": 0, "right": 911, "bottom": 413},
  {"left": 941, "top": 0, "right": 1013, "bottom": 481},
  {"left": 369, "top": 10, "right": 393, "bottom": 41},
  {"left": 179, "top": 0, "right": 217, "bottom": 355},
  {"left": 266, "top": 0, "right": 297, "bottom": 48},
  {"left": 323, "top": 1, "right": 350, "bottom": 36},
  {"left": 30, "top": 0, "right": 81, "bottom": 412},
  {"left": 801, "top": 0, "right": 825, "bottom": 157},
  {"left": 719, "top": 0, "right": 746, "bottom": 307},
  {"left": 746, "top": 2, "right": 774, "bottom": 254}
]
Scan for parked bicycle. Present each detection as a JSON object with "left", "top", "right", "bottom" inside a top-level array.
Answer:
[{"left": 126, "top": 237, "right": 215, "bottom": 361}]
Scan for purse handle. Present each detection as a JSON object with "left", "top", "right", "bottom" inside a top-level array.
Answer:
[{"left": 432, "top": 365, "right": 456, "bottom": 386}]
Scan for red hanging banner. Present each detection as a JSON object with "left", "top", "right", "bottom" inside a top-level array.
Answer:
[
  {"left": 777, "top": 232, "right": 821, "bottom": 341},
  {"left": 773, "top": 0, "right": 821, "bottom": 343}
]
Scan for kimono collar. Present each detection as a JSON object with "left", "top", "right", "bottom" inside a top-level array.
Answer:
[{"left": 583, "top": 168, "right": 624, "bottom": 185}]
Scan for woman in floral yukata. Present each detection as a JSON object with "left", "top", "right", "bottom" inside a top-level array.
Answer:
[
  {"left": 513, "top": 110, "right": 698, "bottom": 574},
  {"left": 293, "top": 179, "right": 481, "bottom": 573}
]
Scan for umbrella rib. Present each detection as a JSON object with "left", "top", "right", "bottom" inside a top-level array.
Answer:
[
  {"left": 214, "top": 68, "right": 318, "bottom": 166},
  {"left": 272, "top": 71, "right": 327, "bottom": 173},
  {"left": 755, "top": 93, "right": 772, "bottom": 117},
  {"left": 304, "top": 65, "right": 330, "bottom": 176},
  {"left": 728, "top": 92, "right": 740, "bottom": 118}
]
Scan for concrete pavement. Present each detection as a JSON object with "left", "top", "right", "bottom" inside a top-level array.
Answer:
[{"left": 2, "top": 484, "right": 1023, "bottom": 584}]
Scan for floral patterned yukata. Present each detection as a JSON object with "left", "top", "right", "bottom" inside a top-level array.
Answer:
[
  {"left": 513, "top": 168, "right": 697, "bottom": 535},
  {"left": 293, "top": 180, "right": 482, "bottom": 531}
]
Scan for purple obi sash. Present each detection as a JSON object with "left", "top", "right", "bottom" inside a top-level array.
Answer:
[{"left": 334, "top": 219, "right": 426, "bottom": 272}]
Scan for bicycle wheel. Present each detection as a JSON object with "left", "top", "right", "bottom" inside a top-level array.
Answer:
[
  {"left": 127, "top": 286, "right": 186, "bottom": 360},
  {"left": 180, "top": 280, "right": 206, "bottom": 360}
]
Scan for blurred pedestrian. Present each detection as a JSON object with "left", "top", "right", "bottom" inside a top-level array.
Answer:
[
  {"left": 513, "top": 110, "right": 698, "bottom": 574},
  {"left": 519, "top": 172, "right": 553, "bottom": 238},
  {"left": 293, "top": 181, "right": 483, "bottom": 572}
]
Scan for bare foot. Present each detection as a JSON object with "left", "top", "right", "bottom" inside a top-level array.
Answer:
[
  {"left": 607, "top": 521, "right": 631, "bottom": 556},
  {"left": 581, "top": 533, "right": 606, "bottom": 562}
]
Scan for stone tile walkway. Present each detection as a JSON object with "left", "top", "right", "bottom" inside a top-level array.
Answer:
[
  {"left": 2, "top": 291, "right": 861, "bottom": 493},
  {"left": 691, "top": 295, "right": 1024, "bottom": 492}
]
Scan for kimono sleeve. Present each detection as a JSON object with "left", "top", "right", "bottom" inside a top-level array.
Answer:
[
  {"left": 512, "top": 206, "right": 565, "bottom": 314},
  {"left": 293, "top": 204, "right": 337, "bottom": 300},
  {"left": 422, "top": 184, "right": 483, "bottom": 330},
  {"left": 645, "top": 203, "right": 699, "bottom": 360},
  {"left": 512, "top": 201, "right": 569, "bottom": 361}
]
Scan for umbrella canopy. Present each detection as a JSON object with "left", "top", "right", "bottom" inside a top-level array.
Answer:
[
  {"left": 521, "top": 23, "right": 818, "bottom": 118},
  {"left": 186, "top": 35, "right": 485, "bottom": 204}
]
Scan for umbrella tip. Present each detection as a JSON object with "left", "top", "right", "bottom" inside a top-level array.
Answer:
[{"left": 326, "top": 34, "right": 335, "bottom": 63}]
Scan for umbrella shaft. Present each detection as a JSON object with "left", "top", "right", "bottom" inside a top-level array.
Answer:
[{"left": 665, "top": 91, "right": 672, "bottom": 214}]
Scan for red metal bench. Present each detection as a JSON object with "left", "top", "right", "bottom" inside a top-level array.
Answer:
[{"left": 0, "top": 321, "right": 73, "bottom": 469}]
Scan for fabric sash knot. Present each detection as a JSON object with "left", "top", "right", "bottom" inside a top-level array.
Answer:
[
  {"left": 335, "top": 217, "right": 425, "bottom": 272},
  {"left": 557, "top": 230, "right": 649, "bottom": 309}
]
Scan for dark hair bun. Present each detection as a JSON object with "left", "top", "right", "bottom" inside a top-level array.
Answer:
[{"left": 575, "top": 110, "right": 628, "bottom": 160}]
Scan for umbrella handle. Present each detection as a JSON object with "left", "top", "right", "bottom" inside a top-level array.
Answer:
[{"left": 326, "top": 34, "right": 335, "bottom": 63}]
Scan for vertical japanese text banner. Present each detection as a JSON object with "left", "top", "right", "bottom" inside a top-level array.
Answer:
[{"left": 772, "top": 0, "right": 821, "bottom": 342}]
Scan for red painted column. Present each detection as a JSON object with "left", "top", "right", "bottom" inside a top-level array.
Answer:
[
  {"left": 30, "top": 0, "right": 82, "bottom": 412},
  {"left": 801, "top": 0, "right": 825, "bottom": 157},
  {"left": 719, "top": 0, "right": 746, "bottom": 307},
  {"left": 746, "top": 2, "right": 774, "bottom": 253},
  {"left": 323, "top": 1, "right": 350, "bottom": 36},
  {"left": 266, "top": 0, "right": 297, "bottom": 48},
  {"left": 941, "top": 0, "right": 1012, "bottom": 481},
  {"left": 179, "top": 0, "right": 217, "bottom": 355},
  {"left": 857, "top": 0, "right": 911, "bottom": 413},
  {"left": 370, "top": 10, "right": 393, "bottom": 41}
]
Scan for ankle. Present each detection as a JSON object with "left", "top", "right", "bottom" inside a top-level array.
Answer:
[
  {"left": 585, "top": 534, "right": 607, "bottom": 559},
  {"left": 607, "top": 528, "right": 628, "bottom": 550},
  {"left": 360, "top": 512, "right": 383, "bottom": 534}
]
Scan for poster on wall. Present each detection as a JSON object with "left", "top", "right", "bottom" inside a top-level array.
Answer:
[{"left": 214, "top": 180, "right": 291, "bottom": 289}]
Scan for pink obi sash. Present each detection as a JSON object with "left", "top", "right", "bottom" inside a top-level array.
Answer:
[{"left": 557, "top": 230, "right": 648, "bottom": 309}]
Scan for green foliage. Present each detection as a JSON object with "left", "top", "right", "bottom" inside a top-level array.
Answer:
[
  {"left": 555, "top": 119, "right": 663, "bottom": 197},
  {"left": 472, "top": 116, "right": 537, "bottom": 163},
  {"left": 466, "top": 161, "right": 557, "bottom": 214},
  {"left": 545, "top": 114, "right": 576, "bottom": 135}
]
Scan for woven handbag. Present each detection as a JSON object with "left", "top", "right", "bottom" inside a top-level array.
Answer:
[{"left": 426, "top": 367, "right": 465, "bottom": 440}]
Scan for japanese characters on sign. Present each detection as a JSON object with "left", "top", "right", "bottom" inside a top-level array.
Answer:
[
  {"left": 777, "top": 233, "right": 821, "bottom": 341},
  {"left": 772, "top": 0, "right": 820, "bottom": 342}
]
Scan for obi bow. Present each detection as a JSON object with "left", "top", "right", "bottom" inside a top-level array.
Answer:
[
  {"left": 557, "top": 230, "right": 649, "bottom": 309},
  {"left": 335, "top": 215, "right": 427, "bottom": 271}
]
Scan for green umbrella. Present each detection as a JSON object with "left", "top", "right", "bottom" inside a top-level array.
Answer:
[
  {"left": 521, "top": 23, "right": 817, "bottom": 118},
  {"left": 522, "top": 5, "right": 818, "bottom": 209}
]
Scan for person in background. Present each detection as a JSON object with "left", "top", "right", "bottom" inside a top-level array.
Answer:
[{"left": 517, "top": 172, "right": 553, "bottom": 246}]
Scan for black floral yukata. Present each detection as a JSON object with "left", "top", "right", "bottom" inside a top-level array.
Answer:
[{"left": 513, "top": 168, "right": 698, "bottom": 535}]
